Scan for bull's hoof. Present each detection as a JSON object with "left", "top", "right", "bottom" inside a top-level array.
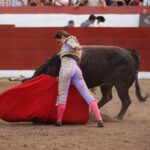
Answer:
[
  {"left": 110, "top": 117, "right": 121, "bottom": 122},
  {"left": 97, "top": 120, "right": 104, "bottom": 128},
  {"left": 114, "top": 116, "right": 123, "bottom": 120}
]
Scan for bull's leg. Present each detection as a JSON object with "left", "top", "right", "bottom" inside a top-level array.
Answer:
[
  {"left": 98, "top": 84, "right": 113, "bottom": 108},
  {"left": 115, "top": 85, "right": 131, "bottom": 120}
]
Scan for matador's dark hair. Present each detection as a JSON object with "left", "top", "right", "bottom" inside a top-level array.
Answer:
[{"left": 54, "top": 30, "right": 70, "bottom": 39}]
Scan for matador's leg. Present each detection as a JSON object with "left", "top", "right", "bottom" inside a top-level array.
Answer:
[
  {"left": 72, "top": 66, "right": 103, "bottom": 127},
  {"left": 56, "top": 58, "right": 75, "bottom": 125}
]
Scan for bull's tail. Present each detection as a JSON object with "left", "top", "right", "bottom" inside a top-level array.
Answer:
[
  {"left": 135, "top": 75, "right": 148, "bottom": 101},
  {"left": 129, "top": 49, "right": 148, "bottom": 101}
]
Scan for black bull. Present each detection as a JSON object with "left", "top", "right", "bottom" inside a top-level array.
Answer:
[{"left": 23, "top": 46, "right": 148, "bottom": 120}]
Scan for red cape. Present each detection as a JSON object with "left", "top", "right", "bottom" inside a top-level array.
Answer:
[{"left": 0, "top": 75, "right": 89, "bottom": 124}]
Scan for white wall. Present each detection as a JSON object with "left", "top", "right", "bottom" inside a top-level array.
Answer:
[
  {"left": 0, "top": 14, "right": 140, "bottom": 27},
  {"left": 0, "top": 70, "right": 150, "bottom": 79}
]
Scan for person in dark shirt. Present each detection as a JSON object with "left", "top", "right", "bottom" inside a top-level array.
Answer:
[{"left": 80, "top": 14, "right": 96, "bottom": 27}]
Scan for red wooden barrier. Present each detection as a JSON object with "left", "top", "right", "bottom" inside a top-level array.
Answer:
[{"left": 0, "top": 26, "right": 150, "bottom": 71}]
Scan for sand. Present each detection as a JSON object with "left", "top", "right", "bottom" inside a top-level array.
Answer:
[{"left": 0, "top": 78, "right": 150, "bottom": 150}]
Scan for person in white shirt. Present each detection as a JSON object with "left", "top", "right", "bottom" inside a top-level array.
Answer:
[
  {"left": 87, "top": 0, "right": 107, "bottom": 7},
  {"left": 53, "top": 0, "right": 78, "bottom": 5},
  {"left": 12, "top": 0, "right": 28, "bottom": 6},
  {"left": 52, "top": 0, "right": 69, "bottom": 5}
]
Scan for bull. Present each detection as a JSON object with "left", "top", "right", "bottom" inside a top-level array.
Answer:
[{"left": 15, "top": 45, "right": 148, "bottom": 120}]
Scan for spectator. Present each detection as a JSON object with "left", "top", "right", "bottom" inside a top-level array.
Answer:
[
  {"left": 96, "top": 16, "right": 106, "bottom": 27},
  {"left": 105, "top": 0, "right": 113, "bottom": 5},
  {"left": 43, "top": 0, "right": 53, "bottom": 5},
  {"left": 112, "top": 0, "right": 126, "bottom": 5},
  {"left": 73, "top": 0, "right": 88, "bottom": 7},
  {"left": 142, "top": 0, "right": 150, "bottom": 5},
  {"left": 69, "top": 0, "right": 80, "bottom": 5},
  {"left": 52, "top": 0, "right": 70, "bottom": 5},
  {"left": 65, "top": 20, "right": 75, "bottom": 27},
  {"left": 128, "top": 0, "right": 140, "bottom": 5},
  {"left": 80, "top": 14, "right": 96, "bottom": 27},
  {"left": 12, "top": 0, "right": 28, "bottom": 6},
  {"left": 29, "top": 0, "right": 42, "bottom": 5},
  {"left": 0, "top": 0, "right": 12, "bottom": 6},
  {"left": 86, "top": 0, "right": 107, "bottom": 7}
]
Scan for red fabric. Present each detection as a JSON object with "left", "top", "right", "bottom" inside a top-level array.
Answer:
[{"left": 0, "top": 74, "right": 89, "bottom": 124}]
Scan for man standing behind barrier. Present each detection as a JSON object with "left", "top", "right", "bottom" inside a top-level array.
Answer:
[
  {"left": 54, "top": 30, "right": 104, "bottom": 127},
  {"left": 96, "top": 16, "right": 106, "bottom": 27},
  {"left": 80, "top": 14, "right": 96, "bottom": 27}
]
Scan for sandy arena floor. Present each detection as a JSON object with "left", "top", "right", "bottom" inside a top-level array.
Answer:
[{"left": 0, "top": 78, "right": 150, "bottom": 150}]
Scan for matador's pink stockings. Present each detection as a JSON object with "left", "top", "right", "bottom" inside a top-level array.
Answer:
[{"left": 89, "top": 101, "right": 102, "bottom": 121}]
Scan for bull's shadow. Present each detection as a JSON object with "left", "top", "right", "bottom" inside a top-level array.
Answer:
[{"left": 20, "top": 46, "right": 148, "bottom": 120}]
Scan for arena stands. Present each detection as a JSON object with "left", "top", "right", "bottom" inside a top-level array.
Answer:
[{"left": 0, "top": 0, "right": 150, "bottom": 6}]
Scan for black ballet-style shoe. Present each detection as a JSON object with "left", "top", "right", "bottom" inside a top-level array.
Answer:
[
  {"left": 97, "top": 120, "right": 104, "bottom": 128},
  {"left": 55, "top": 122, "right": 62, "bottom": 127}
]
